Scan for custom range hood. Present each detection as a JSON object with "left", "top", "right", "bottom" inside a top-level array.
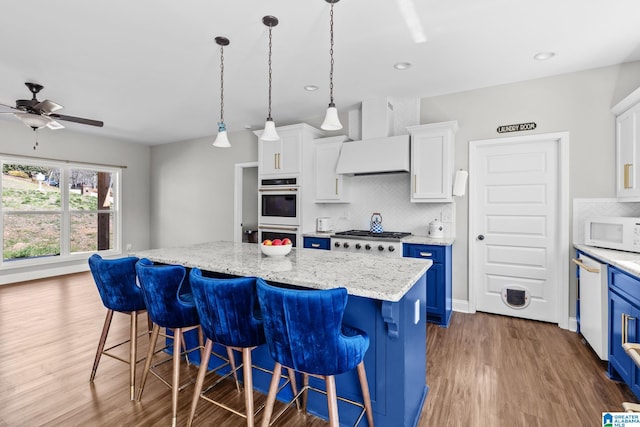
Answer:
[{"left": 336, "top": 97, "right": 419, "bottom": 175}]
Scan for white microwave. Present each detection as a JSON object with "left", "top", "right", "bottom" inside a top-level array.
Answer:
[{"left": 584, "top": 217, "right": 640, "bottom": 253}]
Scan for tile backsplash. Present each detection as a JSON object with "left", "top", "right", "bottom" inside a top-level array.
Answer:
[
  {"left": 313, "top": 173, "right": 456, "bottom": 237},
  {"left": 573, "top": 198, "right": 640, "bottom": 244}
]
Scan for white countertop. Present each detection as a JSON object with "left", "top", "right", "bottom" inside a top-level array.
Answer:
[
  {"left": 574, "top": 244, "right": 640, "bottom": 277},
  {"left": 134, "top": 241, "right": 432, "bottom": 302},
  {"left": 302, "top": 232, "right": 454, "bottom": 246}
]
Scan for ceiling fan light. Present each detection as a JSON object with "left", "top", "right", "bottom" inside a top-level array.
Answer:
[
  {"left": 213, "top": 129, "right": 231, "bottom": 148},
  {"left": 262, "top": 118, "right": 280, "bottom": 141},
  {"left": 321, "top": 104, "right": 342, "bottom": 130},
  {"left": 14, "top": 112, "right": 50, "bottom": 129}
]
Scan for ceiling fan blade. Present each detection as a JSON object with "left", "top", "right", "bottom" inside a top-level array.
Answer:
[
  {"left": 46, "top": 120, "right": 65, "bottom": 130},
  {"left": 35, "top": 99, "right": 63, "bottom": 114},
  {"left": 0, "top": 102, "right": 18, "bottom": 113},
  {"left": 49, "top": 113, "right": 103, "bottom": 127}
]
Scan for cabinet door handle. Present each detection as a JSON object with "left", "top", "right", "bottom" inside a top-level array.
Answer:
[
  {"left": 571, "top": 258, "right": 600, "bottom": 274},
  {"left": 419, "top": 252, "right": 433, "bottom": 257},
  {"left": 413, "top": 175, "right": 417, "bottom": 193},
  {"left": 623, "top": 313, "right": 636, "bottom": 346},
  {"left": 335, "top": 178, "right": 339, "bottom": 195},
  {"left": 274, "top": 153, "right": 278, "bottom": 170},
  {"left": 311, "top": 243, "right": 320, "bottom": 248},
  {"left": 625, "top": 163, "right": 633, "bottom": 189}
]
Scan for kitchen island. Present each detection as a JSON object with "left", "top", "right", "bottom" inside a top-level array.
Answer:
[{"left": 134, "top": 241, "right": 431, "bottom": 427}]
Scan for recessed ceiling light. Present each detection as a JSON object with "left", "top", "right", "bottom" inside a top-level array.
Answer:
[
  {"left": 394, "top": 62, "right": 412, "bottom": 70},
  {"left": 244, "top": 125, "right": 252, "bottom": 130},
  {"left": 534, "top": 52, "right": 556, "bottom": 61},
  {"left": 304, "top": 85, "right": 319, "bottom": 91}
]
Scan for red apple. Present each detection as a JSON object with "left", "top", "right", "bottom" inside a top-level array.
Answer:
[
  {"left": 272, "top": 239, "right": 282, "bottom": 246},
  {"left": 282, "top": 238, "right": 292, "bottom": 245},
  {"left": 262, "top": 239, "right": 273, "bottom": 246}
]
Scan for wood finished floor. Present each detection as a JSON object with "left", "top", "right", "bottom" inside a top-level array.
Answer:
[{"left": 0, "top": 272, "right": 637, "bottom": 426}]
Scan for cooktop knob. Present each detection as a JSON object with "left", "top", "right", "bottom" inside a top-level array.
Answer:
[
  {"left": 344, "top": 242, "right": 350, "bottom": 249},
  {"left": 378, "top": 245, "right": 384, "bottom": 251},
  {"left": 355, "top": 243, "right": 362, "bottom": 249},
  {"left": 365, "top": 244, "right": 371, "bottom": 250},
  {"left": 334, "top": 242, "right": 341, "bottom": 248},
  {"left": 388, "top": 246, "right": 395, "bottom": 252}
]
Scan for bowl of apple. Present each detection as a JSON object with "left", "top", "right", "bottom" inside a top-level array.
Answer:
[{"left": 260, "top": 238, "right": 293, "bottom": 257}]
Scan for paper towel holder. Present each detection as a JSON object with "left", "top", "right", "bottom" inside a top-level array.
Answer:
[{"left": 453, "top": 169, "right": 468, "bottom": 197}]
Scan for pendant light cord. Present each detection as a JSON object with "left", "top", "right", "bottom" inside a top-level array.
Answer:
[
  {"left": 219, "top": 44, "right": 225, "bottom": 124},
  {"left": 329, "top": 3, "right": 335, "bottom": 105},
  {"left": 268, "top": 25, "right": 274, "bottom": 120}
]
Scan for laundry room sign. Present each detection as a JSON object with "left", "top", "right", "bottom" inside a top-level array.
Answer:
[{"left": 496, "top": 122, "right": 537, "bottom": 133}]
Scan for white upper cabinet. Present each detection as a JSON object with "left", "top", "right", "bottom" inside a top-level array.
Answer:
[
  {"left": 256, "top": 124, "right": 324, "bottom": 179},
  {"left": 407, "top": 121, "right": 458, "bottom": 203},
  {"left": 314, "top": 136, "right": 350, "bottom": 203},
  {"left": 613, "top": 88, "right": 640, "bottom": 201}
]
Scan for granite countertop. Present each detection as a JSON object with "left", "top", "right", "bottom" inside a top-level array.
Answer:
[
  {"left": 133, "top": 241, "right": 431, "bottom": 302},
  {"left": 574, "top": 244, "right": 640, "bottom": 277},
  {"left": 302, "top": 232, "right": 455, "bottom": 246}
]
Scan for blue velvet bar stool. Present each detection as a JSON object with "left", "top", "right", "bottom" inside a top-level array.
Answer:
[
  {"left": 135, "top": 258, "right": 204, "bottom": 427},
  {"left": 187, "top": 269, "right": 298, "bottom": 427},
  {"left": 88, "top": 254, "right": 148, "bottom": 401},
  {"left": 257, "top": 281, "right": 375, "bottom": 427}
]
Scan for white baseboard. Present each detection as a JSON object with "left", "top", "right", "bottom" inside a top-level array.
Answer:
[
  {"left": 452, "top": 299, "right": 470, "bottom": 313},
  {"left": 568, "top": 317, "right": 578, "bottom": 332},
  {"left": 0, "top": 263, "right": 90, "bottom": 286}
]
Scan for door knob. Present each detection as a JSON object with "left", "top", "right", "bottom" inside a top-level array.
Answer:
[{"left": 477, "top": 235, "right": 485, "bottom": 240}]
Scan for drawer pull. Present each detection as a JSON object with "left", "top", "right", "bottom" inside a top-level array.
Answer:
[
  {"left": 571, "top": 258, "right": 599, "bottom": 274},
  {"left": 311, "top": 243, "right": 320, "bottom": 248},
  {"left": 419, "top": 252, "right": 433, "bottom": 257}
]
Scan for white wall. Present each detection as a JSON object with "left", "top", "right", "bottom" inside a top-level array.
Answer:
[
  {"left": 149, "top": 130, "right": 257, "bottom": 248},
  {"left": 0, "top": 119, "right": 151, "bottom": 284},
  {"left": 420, "top": 60, "right": 640, "bottom": 314}
]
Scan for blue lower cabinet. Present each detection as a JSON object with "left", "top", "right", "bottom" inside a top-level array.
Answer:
[
  {"left": 609, "top": 266, "right": 640, "bottom": 398},
  {"left": 303, "top": 236, "right": 330, "bottom": 250},
  {"left": 403, "top": 243, "right": 452, "bottom": 327}
]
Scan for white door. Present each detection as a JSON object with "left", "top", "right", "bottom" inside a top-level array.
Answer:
[{"left": 469, "top": 133, "right": 569, "bottom": 325}]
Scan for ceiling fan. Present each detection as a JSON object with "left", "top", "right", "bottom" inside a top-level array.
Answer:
[{"left": 0, "top": 82, "right": 103, "bottom": 130}]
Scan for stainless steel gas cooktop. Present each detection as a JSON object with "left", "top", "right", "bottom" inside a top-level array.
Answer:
[{"left": 331, "top": 230, "right": 412, "bottom": 241}]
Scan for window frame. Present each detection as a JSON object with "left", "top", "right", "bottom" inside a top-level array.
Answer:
[{"left": 1, "top": 155, "right": 122, "bottom": 270}]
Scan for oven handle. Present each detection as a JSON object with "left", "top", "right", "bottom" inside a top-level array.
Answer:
[
  {"left": 258, "top": 187, "right": 298, "bottom": 192},
  {"left": 258, "top": 225, "right": 299, "bottom": 231}
]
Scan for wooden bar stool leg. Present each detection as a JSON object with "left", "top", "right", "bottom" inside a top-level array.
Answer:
[
  {"left": 90, "top": 309, "right": 114, "bottom": 382},
  {"left": 137, "top": 324, "right": 160, "bottom": 401},
  {"left": 357, "top": 362, "right": 374, "bottom": 426},
  {"left": 302, "top": 374, "right": 309, "bottom": 414},
  {"left": 171, "top": 327, "right": 182, "bottom": 427},
  {"left": 227, "top": 347, "right": 241, "bottom": 392},
  {"left": 242, "top": 348, "right": 255, "bottom": 427},
  {"left": 129, "top": 310, "right": 138, "bottom": 400},
  {"left": 188, "top": 339, "right": 213, "bottom": 427},
  {"left": 260, "top": 362, "right": 282, "bottom": 427},
  {"left": 287, "top": 368, "right": 300, "bottom": 410},
  {"left": 325, "top": 375, "right": 339, "bottom": 427}
]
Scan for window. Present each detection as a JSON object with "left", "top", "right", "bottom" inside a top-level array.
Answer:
[{"left": 1, "top": 156, "right": 121, "bottom": 267}]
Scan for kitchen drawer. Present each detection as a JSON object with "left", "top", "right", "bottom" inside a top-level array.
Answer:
[
  {"left": 303, "top": 236, "right": 330, "bottom": 250},
  {"left": 610, "top": 266, "right": 640, "bottom": 307},
  {"left": 403, "top": 244, "right": 445, "bottom": 264}
]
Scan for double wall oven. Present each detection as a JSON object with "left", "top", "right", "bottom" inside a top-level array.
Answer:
[{"left": 258, "top": 177, "right": 300, "bottom": 246}]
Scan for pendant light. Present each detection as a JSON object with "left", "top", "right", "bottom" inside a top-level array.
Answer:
[
  {"left": 321, "top": 0, "right": 343, "bottom": 131},
  {"left": 213, "top": 36, "right": 231, "bottom": 148},
  {"left": 262, "top": 15, "right": 280, "bottom": 141}
]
